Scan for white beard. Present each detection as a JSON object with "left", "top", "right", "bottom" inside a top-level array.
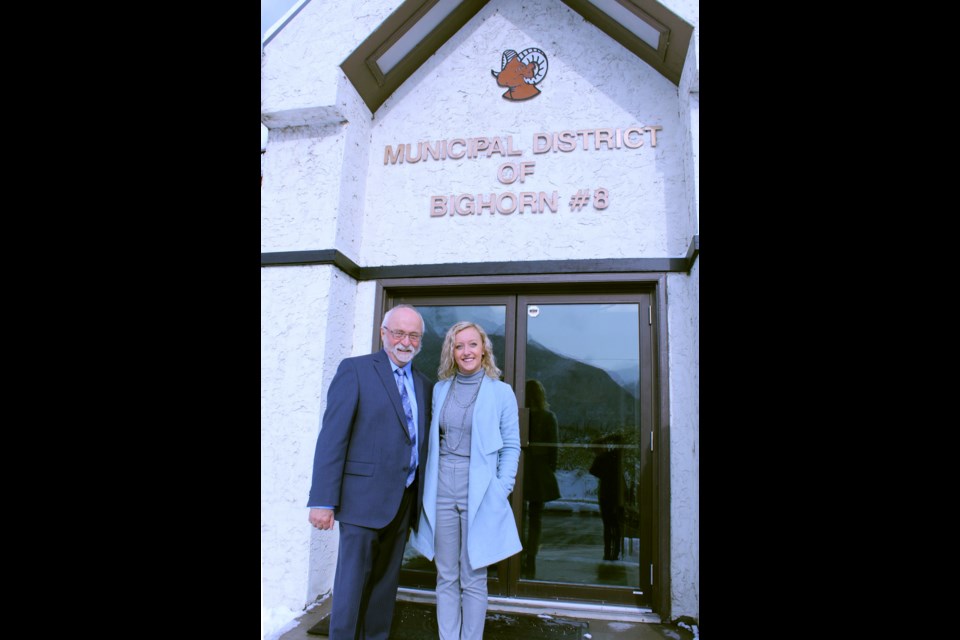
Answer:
[{"left": 389, "top": 342, "right": 419, "bottom": 364}]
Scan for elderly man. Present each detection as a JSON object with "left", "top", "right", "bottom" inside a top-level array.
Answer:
[{"left": 308, "top": 304, "right": 434, "bottom": 639}]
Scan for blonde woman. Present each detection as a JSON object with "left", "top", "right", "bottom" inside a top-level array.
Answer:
[{"left": 409, "top": 321, "right": 521, "bottom": 640}]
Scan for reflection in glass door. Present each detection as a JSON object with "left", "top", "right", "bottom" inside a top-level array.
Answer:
[
  {"left": 411, "top": 304, "right": 511, "bottom": 387},
  {"left": 517, "top": 301, "right": 648, "bottom": 602},
  {"left": 390, "top": 293, "right": 653, "bottom": 605},
  {"left": 398, "top": 300, "right": 514, "bottom": 592}
]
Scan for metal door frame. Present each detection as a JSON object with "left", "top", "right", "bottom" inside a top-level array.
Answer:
[{"left": 378, "top": 272, "right": 670, "bottom": 616}]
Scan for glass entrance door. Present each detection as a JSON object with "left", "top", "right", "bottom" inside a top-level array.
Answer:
[
  {"left": 515, "top": 296, "right": 653, "bottom": 605},
  {"left": 397, "top": 297, "right": 515, "bottom": 596},
  {"left": 392, "top": 293, "right": 654, "bottom": 606}
]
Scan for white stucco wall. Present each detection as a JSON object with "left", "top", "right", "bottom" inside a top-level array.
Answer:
[
  {"left": 260, "top": 74, "right": 373, "bottom": 256},
  {"left": 668, "top": 0, "right": 698, "bottom": 619},
  {"left": 661, "top": 0, "right": 699, "bottom": 31},
  {"left": 677, "top": 9, "right": 699, "bottom": 236},
  {"left": 666, "top": 260, "right": 699, "bottom": 620},
  {"left": 262, "top": 0, "right": 697, "bottom": 263},
  {"left": 350, "top": 281, "right": 380, "bottom": 357},
  {"left": 691, "top": 259, "right": 699, "bottom": 620},
  {"left": 261, "top": 264, "right": 358, "bottom": 618},
  {"left": 261, "top": 1, "right": 398, "bottom": 121},
  {"left": 260, "top": 122, "right": 348, "bottom": 253},
  {"left": 361, "top": 0, "right": 691, "bottom": 266},
  {"left": 681, "top": 92, "right": 699, "bottom": 235},
  {"left": 306, "top": 268, "right": 359, "bottom": 599},
  {"left": 261, "top": 1, "right": 378, "bottom": 257}
]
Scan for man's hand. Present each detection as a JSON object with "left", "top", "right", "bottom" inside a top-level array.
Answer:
[{"left": 309, "top": 508, "right": 335, "bottom": 530}]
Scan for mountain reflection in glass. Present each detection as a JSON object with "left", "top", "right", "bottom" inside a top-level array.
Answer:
[
  {"left": 398, "top": 302, "right": 642, "bottom": 590},
  {"left": 400, "top": 305, "right": 508, "bottom": 580},
  {"left": 522, "top": 304, "right": 641, "bottom": 588},
  {"left": 413, "top": 306, "right": 507, "bottom": 385}
]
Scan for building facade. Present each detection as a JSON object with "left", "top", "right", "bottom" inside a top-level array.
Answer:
[{"left": 261, "top": 0, "right": 698, "bottom": 632}]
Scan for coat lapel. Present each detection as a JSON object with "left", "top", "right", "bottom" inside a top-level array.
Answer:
[
  {"left": 373, "top": 351, "right": 409, "bottom": 434},
  {"left": 422, "top": 379, "right": 451, "bottom": 533},
  {"left": 470, "top": 376, "right": 488, "bottom": 454},
  {"left": 468, "top": 377, "right": 497, "bottom": 523},
  {"left": 413, "top": 370, "right": 427, "bottom": 440}
]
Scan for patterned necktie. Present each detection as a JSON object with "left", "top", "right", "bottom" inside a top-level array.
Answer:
[{"left": 396, "top": 368, "right": 417, "bottom": 487}]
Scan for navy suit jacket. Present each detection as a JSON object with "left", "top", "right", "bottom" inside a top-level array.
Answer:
[{"left": 308, "top": 350, "right": 433, "bottom": 530}]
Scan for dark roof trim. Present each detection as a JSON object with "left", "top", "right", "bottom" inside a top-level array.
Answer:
[
  {"left": 260, "top": 249, "right": 362, "bottom": 279},
  {"left": 341, "top": 0, "right": 694, "bottom": 113},
  {"left": 342, "top": 0, "right": 489, "bottom": 114},
  {"left": 686, "top": 234, "right": 699, "bottom": 271},
  {"left": 260, "top": 243, "right": 699, "bottom": 278},
  {"left": 563, "top": 0, "right": 692, "bottom": 85}
]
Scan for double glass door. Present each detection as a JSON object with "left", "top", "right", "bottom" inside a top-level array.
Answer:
[{"left": 394, "top": 293, "right": 655, "bottom": 606}]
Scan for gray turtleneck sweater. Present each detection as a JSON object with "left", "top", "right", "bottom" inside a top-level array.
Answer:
[{"left": 439, "top": 368, "right": 484, "bottom": 457}]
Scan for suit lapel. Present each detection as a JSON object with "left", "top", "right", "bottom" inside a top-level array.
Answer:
[
  {"left": 373, "top": 351, "right": 409, "bottom": 433},
  {"left": 413, "top": 371, "right": 426, "bottom": 439}
]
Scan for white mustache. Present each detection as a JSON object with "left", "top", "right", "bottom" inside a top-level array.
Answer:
[{"left": 391, "top": 343, "right": 420, "bottom": 357}]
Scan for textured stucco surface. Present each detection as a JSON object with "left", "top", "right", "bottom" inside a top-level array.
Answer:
[
  {"left": 333, "top": 79, "right": 373, "bottom": 260},
  {"left": 679, "top": 23, "right": 699, "bottom": 235},
  {"left": 361, "top": 0, "right": 690, "bottom": 265},
  {"left": 261, "top": 1, "right": 399, "bottom": 120},
  {"left": 351, "top": 281, "right": 379, "bottom": 356},
  {"left": 261, "top": 123, "right": 346, "bottom": 253},
  {"left": 261, "top": 0, "right": 699, "bottom": 262},
  {"left": 261, "top": 265, "right": 357, "bottom": 614},
  {"left": 668, "top": 18, "right": 699, "bottom": 621},
  {"left": 661, "top": 0, "right": 698, "bottom": 27},
  {"left": 682, "top": 93, "right": 699, "bottom": 235},
  {"left": 260, "top": 76, "right": 372, "bottom": 255},
  {"left": 261, "top": 1, "right": 378, "bottom": 257},
  {"left": 666, "top": 260, "right": 699, "bottom": 620},
  {"left": 305, "top": 269, "right": 359, "bottom": 600}
]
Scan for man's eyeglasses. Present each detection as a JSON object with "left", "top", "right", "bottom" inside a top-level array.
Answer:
[{"left": 386, "top": 329, "right": 422, "bottom": 343}]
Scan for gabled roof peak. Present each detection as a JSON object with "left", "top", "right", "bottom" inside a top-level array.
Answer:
[{"left": 338, "top": 0, "right": 694, "bottom": 113}]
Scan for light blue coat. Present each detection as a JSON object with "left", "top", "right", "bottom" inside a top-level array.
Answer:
[{"left": 409, "top": 375, "right": 523, "bottom": 570}]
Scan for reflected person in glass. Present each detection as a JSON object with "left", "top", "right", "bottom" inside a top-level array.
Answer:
[
  {"left": 522, "top": 379, "right": 561, "bottom": 579},
  {"left": 409, "top": 321, "right": 521, "bottom": 640},
  {"left": 589, "top": 432, "right": 626, "bottom": 561}
]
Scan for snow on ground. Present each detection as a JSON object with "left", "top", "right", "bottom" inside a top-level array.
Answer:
[{"left": 261, "top": 605, "right": 300, "bottom": 640}]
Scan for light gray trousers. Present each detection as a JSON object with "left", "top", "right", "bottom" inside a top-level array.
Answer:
[{"left": 435, "top": 455, "right": 487, "bottom": 640}]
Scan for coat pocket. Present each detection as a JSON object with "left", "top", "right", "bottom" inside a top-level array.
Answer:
[
  {"left": 471, "top": 476, "right": 523, "bottom": 568},
  {"left": 489, "top": 475, "right": 512, "bottom": 505},
  {"left": 344, "top": 460, "right": 374, "bottom": 476}
]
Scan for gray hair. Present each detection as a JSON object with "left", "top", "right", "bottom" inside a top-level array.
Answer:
[{"left": 381, "top": 304, "right": 425, "bottom": 333}]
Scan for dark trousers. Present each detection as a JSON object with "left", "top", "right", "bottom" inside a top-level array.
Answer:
[
  {"left": 523, "top": 501, "right": 544, "bottom": 578},
  {"left": 329, "top": 484, "right": 415, "bottom": 640},
  {"left": 599, "top": 503, "right": 623, "bottom": 561}
]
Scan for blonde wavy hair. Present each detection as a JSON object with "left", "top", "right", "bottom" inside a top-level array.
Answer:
[{"left": 437, "top": 321, "right": 502, "bottom": 380}]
